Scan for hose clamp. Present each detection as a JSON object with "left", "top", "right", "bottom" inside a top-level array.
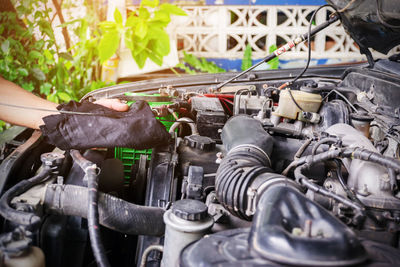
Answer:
[{"left": 228, "top": 144, "right": 272, "bottom": 166}]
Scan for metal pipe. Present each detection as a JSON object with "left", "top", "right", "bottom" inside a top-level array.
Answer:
[{"left": 169, "top": 117, "right": 199, "bottom": 135}]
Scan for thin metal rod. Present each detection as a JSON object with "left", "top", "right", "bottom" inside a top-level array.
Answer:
[{"left": 214, "top": 14, "right": 339, "bottom": 91}]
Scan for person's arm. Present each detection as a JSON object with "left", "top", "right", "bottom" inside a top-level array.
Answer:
[
  {"left": 0, "top": 76, "right": 128, "bottom": 129},
  {"left": 0, "top": 76, "right": 57, "bottom": 129}
]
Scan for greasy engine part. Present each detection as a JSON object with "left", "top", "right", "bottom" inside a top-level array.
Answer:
[
  {"left": 3, "top": 5, "right": 400, "bottom": 264},
  {"left": 190, "top": 97, "right": 227, "bottom": 140},
  {"left": 137, "top": 144, "right": 177, "bottom": 266},
  {"left": 0, "top": 152, "right": 65, "bottom": 227},
  {"left": 215, "top": 115, "right": 299, "bottom": 220},
  {"left": 69, "top": 150, "right": 109, "bottom": 267},
  {"left": 326, "top": 124, "right": 400, "bottom": 210},
  {"left": 180, "top": 187, "right": 400, "bottom": 266},
  {"left": 249, "top": 185, "right": 366, "bottom": 266},
  {"left": 43, "top": 184, "right": 165, "bottom": 237}
]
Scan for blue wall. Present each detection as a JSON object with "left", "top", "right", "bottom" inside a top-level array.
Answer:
[
  {"left": 205, "top": 0, "right": 326, "bottom": 5},
  {"left": 130, "top": 0, "right": 327, "bottom": 6}
]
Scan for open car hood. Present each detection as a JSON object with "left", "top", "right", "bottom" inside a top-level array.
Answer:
[{"left": 328, "top": 0, "right": 400, "bottom": 55}]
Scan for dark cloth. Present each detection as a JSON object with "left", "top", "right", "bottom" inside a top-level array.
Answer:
[{"left": 40, "top": 100, "right": 170, "bottom": 150}]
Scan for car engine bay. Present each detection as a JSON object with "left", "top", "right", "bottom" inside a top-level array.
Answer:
[
  {"left": 1, "top": 59, "right": 400, "bottom": 266},
  {"left": 2, "top": 1, "right": 400, "bottom": 266}
]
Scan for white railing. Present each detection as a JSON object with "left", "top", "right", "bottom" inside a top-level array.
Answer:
[{"left": 167, "top": 5, "right": 400, "bottom": 61}]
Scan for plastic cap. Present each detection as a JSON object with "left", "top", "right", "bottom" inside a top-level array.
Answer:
[{"left": 172, "top": 199, "right": 208, "bottom": 221}]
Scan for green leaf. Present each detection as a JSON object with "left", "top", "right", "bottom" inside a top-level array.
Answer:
[
  {"left": 59, "top": 52, "right": 73, "bottom": 61},
  {"left": 141, "top": 0, "right": 159, "bottom": 8},
  {"left": 149, "top": 29, "right": 169, "bottom": 56},
  {"left": 34, "top": 11, "right": 42, "bottom": 19},
  {"left": 99, "top": 21, "right": 117, "bottom": 31},
  {"left": 176, "top": 63, "right": 196, "bottom": 74},
  {"left": 147, "top": 47, "right": 163, "bottom": 66},
  {"left": 40, "top": 82, "right": 52, "bottom": 95},
  {"left": 28, "top": 50, "right": 42, "bottom": 61},
  {"left": 132, "top": 50, "right": 149, "bottom": 69},
  {"left": 152, "top": 10, "right": 171, "bottom": 23},
  {"left": 160, "top": 3, "right": 187, "bottom": 16},
  {"left": 98, "top": 30, "right": 120, "bottom": 63},
  {"left": 65, "top": 60, "right": 72, "bottom": 70},
  {"left": 17, "top": 68, "right": 28, "bottom": 77},
  {"left": 79, "top": 19, "right": 88, "bottom": 41},
  {"left": 267, "top": 45, "right": 279, "bottom": 70},
  {"left": 241, "top": 44, "right": 252, "bottom": 71},
  {"left": 125, "top": 15, "right": 139, "bottom": 27},
  {"left": 38, "top": 20, "right": 55, "bottom": 40},
  {"left": 114, "top": 8, "right": 123, "bottom": 24},
  {"left": 138, "top": 7, "right": 150, "bottom": 20},
  {"left": 33, "top": 39, "right": 45, "bottom": 50},
  {"left": 131, "top": 36, "right": 149, "bottom": 56},
  {"left": 21, "top": 82, "right": 34, "bottom": 92},
  {"left": 182, "top": 51, "right": 225, "bottom": 73},
  {"left": 57, "top": 92, "right": 72, "bottom": 102},
  {"left": 57, "top": 18, "right": 80, "bottom": 28},
  {"left": 135, "top": 21, "right": 148, "bottom": 39},
  {"left": 47, "top": 93, "right": 59, "bottom": 103},
  {"left": 124, "top": 28, "right": 134, "bottom": 50},
  {"left": 31, "top": 67, "right": 46, "bottom": 80},
  {"left": 43, "top": 49, "right": 53, "bottom": 61},
  {"left": 1, "top": 40, "right": 10, "bottom": 54}
]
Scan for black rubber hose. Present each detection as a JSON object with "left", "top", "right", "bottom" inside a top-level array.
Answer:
[
  {"left": 44, "top": 184, "right": 165, "bottom": 236},
  {"left": 70, "top": 150, "right": 109, "bottom": 267},
  {"left": 216, "top": 116, "right": 290, "bottom": 220},
  {"left": 0, "top": 166, "right": 52, "bottom": 226},
  {"left": 349, "top": 148, "right": 400, "bottom": 172},
  {"left": 294, "top": 162, "right": 365, "bottom": 215},
  {"left": 311, "top": 137, "right": 339, "bottom": 155},
  {"left": 221, "top": 115, "right": 274, "bottom": 156}
]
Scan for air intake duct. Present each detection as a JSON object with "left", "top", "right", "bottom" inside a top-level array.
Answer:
[{"left": 215, "top": 115, "right": 298, "bottom": 220}]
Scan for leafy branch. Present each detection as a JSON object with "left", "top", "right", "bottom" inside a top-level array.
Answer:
[
  {"left": 98, "top": 0, "right": 186, "bottom": 68},
  {"left": 177, "top": 51, "right": 225, "bottom": 74}
]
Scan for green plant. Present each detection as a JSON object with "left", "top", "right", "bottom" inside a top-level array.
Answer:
[
  {"left": 0, "top": 0, "right": 108, "bottom": 103},
  {"left": 241, "top": 44, "right": 252, "bottom": 71},
  {"left": 0, "top": 0, "right": 116, "bottom": 131},
  {"left": 98, "top": 0, "right": 186, "bottom": 69},
  {"left": 268, "top": 44, "right": 279, "bottom": 70},
  {"left": 241, "top": 44, "right": 279, "bottom": 71},
  {"left": 177, "top": 51, "right": 225, "bottom": 74}
]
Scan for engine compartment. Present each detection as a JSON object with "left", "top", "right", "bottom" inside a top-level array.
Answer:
[{"left": 1, "top": 60, "right": 400, "bottom": 266}]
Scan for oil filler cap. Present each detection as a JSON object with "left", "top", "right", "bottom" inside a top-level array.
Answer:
[
  {"left": 172, "top": 199, "right": 208, "bottom": 221},
  {"left": 184, "top": 135, "right": 216, "bottom": 151}
]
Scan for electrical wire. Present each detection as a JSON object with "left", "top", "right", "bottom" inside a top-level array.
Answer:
[
  {"left": 321, "top": 89, "right": 358, "bottom": 112},
  {"left": 333, "top": 159, "right": 365, "bottom": 207},
  {"left": 283, "top": 4, "right": 338, "bottom": 112},
  {"left": 338, "top": 0, "right": 357, "bottom": 13},
  {"left": 289, "top": 4, "right": 336, "bottom": 86}
]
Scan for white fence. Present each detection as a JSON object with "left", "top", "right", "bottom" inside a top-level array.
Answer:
[{"left": 167, "top": 5, "right": 400, "bottom": 61}]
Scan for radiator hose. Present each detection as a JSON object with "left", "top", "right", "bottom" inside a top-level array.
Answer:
[
  {"left": 43, "top": 184, "right": 165, "bottom": 236},
  {"left": 0, "top": 166, "right": 52, "bottom": 226},
  {"left": 215, "top": 115, "right": 298, "bottom": 220}
]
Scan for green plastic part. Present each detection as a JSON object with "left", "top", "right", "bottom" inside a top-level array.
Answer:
[{"left": 114, "top": 93, "right": 175, "bottom": 181}]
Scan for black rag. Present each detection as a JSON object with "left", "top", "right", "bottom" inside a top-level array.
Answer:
[{"left": 40, "top": 100, "right": 171, "bottom": 150}]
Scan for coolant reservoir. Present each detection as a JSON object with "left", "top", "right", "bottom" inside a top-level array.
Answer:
[{"left": 272, "top": 89, "right": 322, "bottom": 120}]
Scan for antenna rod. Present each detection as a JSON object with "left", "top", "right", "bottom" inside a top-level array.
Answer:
[{"left": 213, "top": 14, "right": 339, "bottom": 92}]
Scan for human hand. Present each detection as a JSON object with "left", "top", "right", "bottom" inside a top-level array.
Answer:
[
  {"left": 94, "top": 98, "right": 129, "bottom": 112},
  {"left": 40, "top": 100, "right": 170, "bottom": 150}
]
